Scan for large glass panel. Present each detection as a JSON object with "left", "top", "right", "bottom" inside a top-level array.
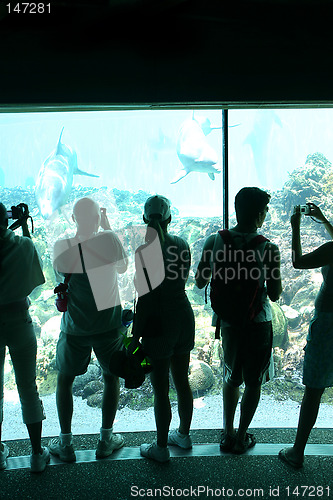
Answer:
[
  {"left": 0, "top": 108, "right": 225, "bottom": 439},
  {"left": 228, "top": 108, "right": 333, "bottom": 426}
]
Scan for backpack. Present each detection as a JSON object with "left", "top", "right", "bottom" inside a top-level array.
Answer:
[{"left": 209, "top": 229, "right": 269, "bottom": 336}]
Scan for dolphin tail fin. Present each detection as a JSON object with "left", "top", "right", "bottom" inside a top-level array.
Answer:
[
  {"left": 56, "top": 127, "right": 65, "bottom": 154},
  {"left": 74, "top": 166, "right": 100, "bottom": 178},
  {"left": 170, "top": 169, "right": 189, "bottom": 184},
  {"left": 208, "top": 173, "right": 215, "bottom": 180}
]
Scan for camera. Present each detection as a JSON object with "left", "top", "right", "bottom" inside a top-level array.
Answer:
[
  {"left": 7, "top": 203, "right": 29, "bottom": 219},
  {"left": 300, "top": 205, "right": 311, "bottom": 215},
  {"left": 293, "top": 204, "right": 310, "bottom": 215}
]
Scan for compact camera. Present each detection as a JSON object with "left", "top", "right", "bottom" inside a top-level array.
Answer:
[
  {"left": 300, "top": 205, "right": 311, "bottom": 215},
  {"left": 7, "top": 203, "right": 29, "bottom": 220},
  {"left": 293, "top": 204, "right": 310, "bottom": 215}
]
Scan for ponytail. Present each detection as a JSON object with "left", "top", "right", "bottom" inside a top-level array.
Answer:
[
  {"left": 145, "top": 215, "right": 169, "bottom": 247},
  {"left": 145, "top": 217, "right": 164, "bottom": 246}
]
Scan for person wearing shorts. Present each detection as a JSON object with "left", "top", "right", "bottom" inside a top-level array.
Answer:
[
  {"left": 196, "top": 187, "right": 282, "bottom": 454},
  {"left": 49, "top": 197, "right": 128, "bottom": 462},
  {"left": 132, "top": 195, "right": 195, "bottom": 463},
  {"left": 279, "top": 203, "right": 333, "bottom": 468}
]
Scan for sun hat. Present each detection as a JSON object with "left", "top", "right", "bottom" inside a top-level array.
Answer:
[{"left": 144, "top": 195, "right": 171, "bottom": 222}]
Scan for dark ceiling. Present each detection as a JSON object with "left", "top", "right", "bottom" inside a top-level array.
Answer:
[{"left": 1, "top": 0, "right": 333, "bottom": 107}]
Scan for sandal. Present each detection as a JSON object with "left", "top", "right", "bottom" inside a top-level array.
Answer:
[
  {"left": 232, "top": 432, "right": 256, "bottom": 454},
  {"left": 220, "top": 431, "right": 236, "bottom": 453},
  {"left": 278, "top": 448, "right": 303, "bottom": 469}
]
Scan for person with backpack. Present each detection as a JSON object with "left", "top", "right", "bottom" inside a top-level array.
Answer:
[
  {"left": 195, "top": 187, "right": 282, "bottom": 454},
  {"left": 132, "top": 195, "right": 195, "bottom": 463}
]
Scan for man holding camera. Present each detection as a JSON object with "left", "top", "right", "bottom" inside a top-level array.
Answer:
[
  {"left": 50, "top": 197, "right": 128, "bottom": 462},
  {"left": 0, "top": 202, "right": 48, "bottom": 472}
]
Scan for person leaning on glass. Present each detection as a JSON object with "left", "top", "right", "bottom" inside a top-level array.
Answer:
[
  {"left": 0, "top": 203, "right": 49, "bottom": 473},
  {"left": 279, "top": 202, "right": 333, "bottom": 468}
]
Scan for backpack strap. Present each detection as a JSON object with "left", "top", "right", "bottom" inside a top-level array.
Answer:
[
  {"left": 210, "top": 231, "right": 231, "bottom": 340},
  {"left": 246, "top": 234, "right": 269, "bottom": 249},
  {"left": 217, "top": 229, "right": 232, "bottom": 245}
]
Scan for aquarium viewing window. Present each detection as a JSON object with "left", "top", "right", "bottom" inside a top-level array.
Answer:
[{"left": 1, "top": 106, "right": 333, "bottom": 441}]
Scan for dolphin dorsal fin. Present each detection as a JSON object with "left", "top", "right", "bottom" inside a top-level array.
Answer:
[{"left": 56, "top": 127, "right": 65, "bottom": 154}]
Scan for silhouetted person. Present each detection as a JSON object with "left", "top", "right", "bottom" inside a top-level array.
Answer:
[
  {"left": 0, "top": 202, "right": 49, "bottom": 472},
  {"left": 279, "top": 203, "right": 333, "bottom": 468},
  {"left": 49, "top": 197, "right": 127, "bottom": 461},
  {"left": 132, "top": 195, "right": 195, "bottom": 463},
  {"left": 196, "top": 187, "right": 282, "bottom": 453}
]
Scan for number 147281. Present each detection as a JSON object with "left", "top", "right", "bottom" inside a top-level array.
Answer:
[{"left": 6, "top": 3, "right": 51, "bottom": 14}]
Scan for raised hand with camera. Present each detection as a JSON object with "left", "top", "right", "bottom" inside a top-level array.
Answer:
[
  {"left": 7, "top": 202, "right": 33, "bottom": 237},
  {"left": 291, "top": 202, "right": 333, "bottom": 269}
]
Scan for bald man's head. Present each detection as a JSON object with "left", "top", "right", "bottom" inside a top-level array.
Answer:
[{"left": 72, "top": 198, "right": 101, "bottom": 237}]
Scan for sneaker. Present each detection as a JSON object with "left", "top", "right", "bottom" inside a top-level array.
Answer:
[
  {"left": 168, "top": 430, "right": 192, "bottom": 449},
  {"left": 48, "top": 437, "right": 76, "bottom": 462},
  {"left": 140, "top": 442, "right": 170, "bottom": 463},
  {"left": 30, "top": 447, "right": 50, "bottom": 473},
  {"left": 0, "top": 443, "right": 9, "bottom": 470},
  {"left": 96, "top": 433, "right": 124, "bottom": 458}
]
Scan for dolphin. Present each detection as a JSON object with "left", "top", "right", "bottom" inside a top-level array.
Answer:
[
  {"left": 171, "top": 113, "right": 222, "bottom": 184},
  {"left": 148, "top": 127, "right": 174, "bottom": 152},
  {"left": 244, "top": 110, "right": 283, "bottom": 183},
  {"left": 35, "top": 127, "right": 99, "bottom": 219}
]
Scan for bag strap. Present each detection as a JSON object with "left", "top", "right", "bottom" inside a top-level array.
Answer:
[
  {"left": 64, "top": 273, "right": 72, "bottom": 285},
  {"left": 78, "top": 242, "right": 87, "bottom": 274},
  {"left": 136, "top": 249, "right": 153, "bottom": 292}
]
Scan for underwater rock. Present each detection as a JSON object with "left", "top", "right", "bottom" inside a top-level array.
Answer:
[
  {"left": 87, "top": 391, "right": 103, "bottom": 408},
  {"left": 290, "top": 285, "right": 318, "bottom": 312},
  {"left": 282, "top": 345, "right": 304, "bottom": 378},
  {"left": 189, "top": 360, "right": 215, "bottom": 393},
  {"left": 271, "top": 302, "right": 289, "bottom": 349},
  {"left": 72, "top": 364, "right": 101, "bottom": 396},
  {"left": 82, "top": 379, "right": 104, "bottom": 399},
  {"left": 281, "top": 304, "right": 301, "bottom": 330}
]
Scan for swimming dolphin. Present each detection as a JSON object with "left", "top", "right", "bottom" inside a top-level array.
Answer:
[
  {"left": 148, "top": 127, "right": 174, "bottom": 153},
  {"left": 35, "top": 128, "right": 99, "bottom": 219},
  {"left": 244, "top": 110, "right": 283, "bottom": 183},
  {"left": 171, "top": 113, "right": 222, "bottom": 184}
]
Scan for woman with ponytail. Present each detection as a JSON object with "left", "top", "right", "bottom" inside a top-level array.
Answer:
[{"left": 133, "top": 195, "right": 195, "bottom": 463}]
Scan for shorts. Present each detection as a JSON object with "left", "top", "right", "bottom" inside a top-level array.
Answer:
[
  {"left": 142, "top": 298, "right": 195, "bottom": 361},
  {"left": 56, "top": 329, "right": 124, "bottom": 377},
  {"left": 303, "top": 312, "right": 333, "bottom": 388},
  {"left": 221, "top": 321, "right": 272, "bottom": 388}
]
